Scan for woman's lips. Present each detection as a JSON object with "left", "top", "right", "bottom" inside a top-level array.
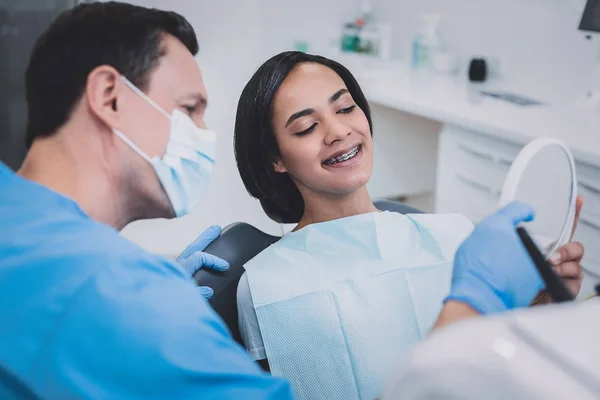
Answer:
[{"left": 322, "top": 144, "right": 363, "bottom": 169}]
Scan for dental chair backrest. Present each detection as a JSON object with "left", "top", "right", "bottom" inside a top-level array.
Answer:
[
  {"left": 194, "top": 199, "right": 422, "bottom": 347},
  {"left": 194, "top": 223, "right": 279, "bottom": 345}
]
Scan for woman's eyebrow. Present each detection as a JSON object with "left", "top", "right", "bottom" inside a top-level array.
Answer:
[
  {"left": 329, "top": 88, "right": 349, "bottom": 103},
  {"left": 285, "top": 108, "right": 315, "bottom": 128},
  {"left": 284, "top": 89, "right": 350, "bottom": 128}
]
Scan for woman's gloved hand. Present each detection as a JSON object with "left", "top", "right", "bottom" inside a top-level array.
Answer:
[
  {"left": 176, "top": 226, "right": 230, "bottom": 299},
  {"left": 445, "top": 202, "right": 544, "bottom": 315}
]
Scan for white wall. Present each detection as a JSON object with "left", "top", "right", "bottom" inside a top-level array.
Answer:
[
  {"left": 119, "top": 0, "right": 280, "bottom": 257},
  {"left": 370, "top": 0, "right": 594, "bottom": 101},
  {"left": 257, "top": 0, "right": 595, "bottom": 103},
  {"left": 258, "top": 0, "right": 358, "bottom": 58}
]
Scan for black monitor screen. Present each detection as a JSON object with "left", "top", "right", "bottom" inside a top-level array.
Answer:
[{"left": 580, "top": 0, "right": 600, "bottom": 33}]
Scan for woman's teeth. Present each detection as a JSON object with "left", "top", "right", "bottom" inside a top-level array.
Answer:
[{"left": 324, "top": 145, "right": 360, "bottom": 165}]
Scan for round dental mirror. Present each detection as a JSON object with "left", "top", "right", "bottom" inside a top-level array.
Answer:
[{"left": 499, "top": 138, "right": 578, "bottom": 259}]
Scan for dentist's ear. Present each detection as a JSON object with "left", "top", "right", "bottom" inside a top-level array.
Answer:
[{"left": 84, "top": 65, "right": 122, "bottom": 130}]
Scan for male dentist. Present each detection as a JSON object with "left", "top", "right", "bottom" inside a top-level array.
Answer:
[{"left": 0, "top": 2, "right": 291, "bottom": 398}]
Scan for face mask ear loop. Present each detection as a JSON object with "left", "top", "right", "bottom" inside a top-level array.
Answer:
[
  {"left": 113, "top": 128, "right": 153, "bottom": 163},
  {"left": 120, "top": 75, "right": 172, "bottom": 120}
]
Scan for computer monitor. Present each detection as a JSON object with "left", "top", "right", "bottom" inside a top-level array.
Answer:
[{"left": 580, "top": 0, "right": 600, "bottom": 33}]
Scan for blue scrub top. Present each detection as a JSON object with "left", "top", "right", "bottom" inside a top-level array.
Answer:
[{"left": 0, "top": 163, "right": 293, "bottom": 399}]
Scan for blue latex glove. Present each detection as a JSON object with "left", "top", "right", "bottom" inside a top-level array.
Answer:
[
  {"left": 446, "top": 202, "right": 544, "bottom": 315},
  {"left": 176, "top": 226, "right": 230, "bottom": 299}
]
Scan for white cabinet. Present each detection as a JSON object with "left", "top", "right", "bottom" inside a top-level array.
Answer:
[
  {"left": 435, "top": 125, "right": 521, "bottom": 222},
  {"left": 573, "top": 161, "right": 600, "bottom": 299},
  {"left": 436, "top": 124, "right": 600, "bottom": 299},
  {"left": 367, "top": 104, "right": 441, "bottom": 200}
]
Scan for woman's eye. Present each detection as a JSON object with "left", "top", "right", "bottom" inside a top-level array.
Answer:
[
  {"left": 295, "top": 123, "right": 318, "bottom": 137},
  {"left": 337, "top": 104, "right": 357, "bottom": 114}
]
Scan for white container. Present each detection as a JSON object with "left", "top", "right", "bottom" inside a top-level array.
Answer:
[
  {"left": 378, "top": 22, "right": 392, "bottom": 61},
  {"left": 412, "top": 13, "right": 442, "bottom": 70}
]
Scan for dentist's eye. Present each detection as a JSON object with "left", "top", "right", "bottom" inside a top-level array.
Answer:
[
  {"left": 337, "top": 104, "right": 356, "bottom": 114},
  {"left": 295, "top": 123, "right": 318, "bottom": 137}
]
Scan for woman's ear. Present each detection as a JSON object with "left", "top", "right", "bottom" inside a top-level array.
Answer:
[{"left": 273, "top": 158, "right": 287, "bottom": 173}]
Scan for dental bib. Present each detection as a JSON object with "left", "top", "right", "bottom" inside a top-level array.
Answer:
[{"left": 245, "top": 211, "right": 473, "bottom": 400}]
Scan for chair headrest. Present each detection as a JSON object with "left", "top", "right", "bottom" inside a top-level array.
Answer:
[
  {"left": 373, "top": 199, "right": 423, "bottom": 215},
  {"left": 193, "top": 222, "right": 279, "bottom": 345}
]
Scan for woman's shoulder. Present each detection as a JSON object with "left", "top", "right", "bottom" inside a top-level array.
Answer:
[
  {"left": 375, "top": 210, "right": 473, "bottom": 237},
  {"left": 242, "top": 235, "right": 290, "bottom": 272},
  {"left": 406, "top": 212, "right": 474, "bottom": 232},
  {"left": 405, "top": 212, "right": 474, "bottom": 253}
]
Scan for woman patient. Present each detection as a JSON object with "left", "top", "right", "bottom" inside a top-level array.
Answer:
[{"left": 233, "top": 51, "right": 475, "bottom": 400}]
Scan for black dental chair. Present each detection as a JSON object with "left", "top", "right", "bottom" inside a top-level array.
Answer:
[{"left": 194, "top": 199, "right": 422, "bottom": 347}]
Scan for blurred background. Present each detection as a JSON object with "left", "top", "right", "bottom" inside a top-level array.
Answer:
[{"left": 1, "top": 2, "right": 599, "bottom": 297}]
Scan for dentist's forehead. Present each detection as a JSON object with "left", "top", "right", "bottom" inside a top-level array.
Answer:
[{"left": 145, "top": 34, "right": 207, "bottom": 106}]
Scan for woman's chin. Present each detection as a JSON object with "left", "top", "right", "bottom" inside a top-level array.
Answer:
[{"left": 327, "top": 175, "right": 371, "bottom": 196}]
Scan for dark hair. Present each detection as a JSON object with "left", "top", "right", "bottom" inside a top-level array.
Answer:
[
  {"left": 234, "top": 51, "right": 372, "bottom": 224},
  {"left": 24, "top": 1, "right": 199, "bottom": 148}
]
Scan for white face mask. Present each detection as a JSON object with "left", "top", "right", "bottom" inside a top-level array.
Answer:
[{"left": 113, "top": 76, "right": 216, "bottom": 217}]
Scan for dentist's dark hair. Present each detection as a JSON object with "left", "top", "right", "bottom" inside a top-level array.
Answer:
[
  {"left": 25, "top": 1, "right": 199, "bottom": 148},
  {"left": 234, "top": 51, "right": 372, "bottom": 224}
]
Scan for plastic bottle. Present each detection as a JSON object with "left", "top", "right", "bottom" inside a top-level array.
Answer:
[
  {"left": 341, "top": 23, "right": 358, "bottom": 52},
  {"left": 360, "top": 0, "right": 372, "bottom": 25},
  {"left": 412, "top": 14, "right": 442, "bottom": 71},
  {"left": 378, "top": 23, "right": 392, "bottom": 61}
]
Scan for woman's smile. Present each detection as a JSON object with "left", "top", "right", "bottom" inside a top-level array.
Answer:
[{"left": 322, "top": 143, "right": 363, "bottom": 168}]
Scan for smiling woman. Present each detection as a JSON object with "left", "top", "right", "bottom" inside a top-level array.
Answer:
[
  {"left": 233, "top": 51, "right": 474, "bottom": 400},
  {"left": 235, "top": 52, "right": 375, "bottom": 225}
]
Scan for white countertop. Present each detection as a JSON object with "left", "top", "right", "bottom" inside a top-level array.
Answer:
[{"left": 343, "top": 59, "right": 600, "bottom": 166}]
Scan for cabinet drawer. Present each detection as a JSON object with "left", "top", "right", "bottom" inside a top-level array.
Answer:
[
  {"left": 577, "top": 161, "right": 600, "bottom": 223},
  {"left": 436, "top": 126, "right": 522, "bottom": 222},
  {"left": 575, "top": 162, "right": 600, "bottom": 300},
  {"left": 440, "top": 126, "right": 520, "bottom": 191},
  {"left": 575, "top": 215, "right": 600, "bottom": 265},
  {"left": 578, "top": 267, "right": 599, "bottom": 300},
  {"left": 579, "top": 179, "right": 600, "bottom": 221},
  {"left": 436, "top": 160, "right": 500, "bottom": 222},
  {"left": 455, "top": 141, "right": 513, "bottom": 189},
  {"left": 573, "top": 206, "right": 600, "bottom": 300}
]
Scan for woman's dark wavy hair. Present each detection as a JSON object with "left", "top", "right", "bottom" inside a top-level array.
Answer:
[{"left": 234, "top": 51, "right": 373, "bottom": 223}]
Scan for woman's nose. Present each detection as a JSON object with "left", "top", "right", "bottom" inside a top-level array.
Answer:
[{"left": 323, "top": 121, "right": 351, "bottom": 146}]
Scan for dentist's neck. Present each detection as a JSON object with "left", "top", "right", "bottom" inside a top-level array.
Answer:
[
  {"left": 18, "top": 123, "right": 130, "bottom": 230},
  {"left": 295, "top": 185, "right": 378, "bottom": 231}
]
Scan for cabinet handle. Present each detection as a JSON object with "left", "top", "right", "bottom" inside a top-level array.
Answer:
[
  {"left": 582, "top": 265, "right": 600, "bottom": 280},
  {"left": 579, "top": 179, "right": 600, "bottom": 195},
  {"left": 458, "top": 143, "right": 513, "bottom": 166},
  {"left": 580, "top": 216, "right": 600, "bottom": 231},
  {"left": 456, "top": 173, "right": 501, "bottom": 198}
]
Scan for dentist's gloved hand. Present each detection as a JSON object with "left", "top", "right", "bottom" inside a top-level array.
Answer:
[
  {"left": 446, "top": 202, "right": 544, "bottom": 315},
  {"left": 176, "top": 226, "right": 230, "bottom": 300}
]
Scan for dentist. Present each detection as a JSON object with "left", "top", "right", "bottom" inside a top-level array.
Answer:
[{"left": 0, "top": 2, "right": 291, "bottom": 398}]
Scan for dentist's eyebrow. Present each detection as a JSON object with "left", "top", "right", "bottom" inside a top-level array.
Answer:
[
  {"left": 329, "top": 88, "right": 349, "bottom": 103},
  {"left": 285, "top": 108, "right": 315, "bottom": 128}
]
